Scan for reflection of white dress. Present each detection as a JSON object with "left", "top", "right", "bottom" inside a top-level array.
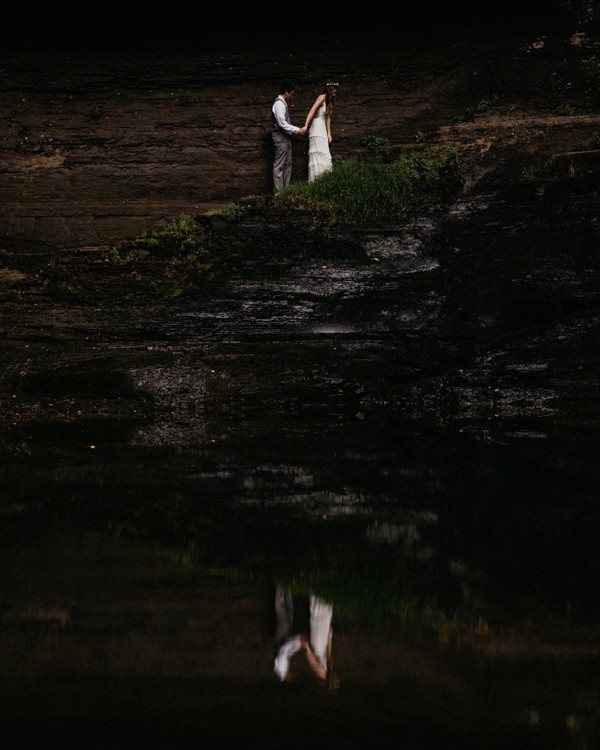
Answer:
[
  {"left": 309, "top": 595, "right": 333, "bottom": 672},
  {"left": 308, "top": 104, "right": 332, "bottom": 182}
]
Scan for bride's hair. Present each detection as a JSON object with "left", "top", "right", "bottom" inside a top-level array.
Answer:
[{"left": 322, "top": 82, "right": 338, "bottom": 113}]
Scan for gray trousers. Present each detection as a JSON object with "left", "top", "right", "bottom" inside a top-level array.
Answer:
[
  {"left": 272, "top": 131, "right": 292, "bottom": 192},
  {"left": 274, "top": 586, "right": 294, "bottom": 645}
]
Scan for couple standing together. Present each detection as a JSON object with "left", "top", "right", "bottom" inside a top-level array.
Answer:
[{"left": 271, "top": 81, "right": 338, "bottom": 192}]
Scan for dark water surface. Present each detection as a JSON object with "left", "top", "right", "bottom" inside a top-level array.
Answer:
[
  {"left": 3, "top": 421, "right": 600, "bottom": 749},
  {"left": 2, "top": 223, "right": 600, "bottom": 748}
]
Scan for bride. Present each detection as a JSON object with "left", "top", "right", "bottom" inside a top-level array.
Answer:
[{"left": 304, "top": 82, "right": 338, "bottom": 182}]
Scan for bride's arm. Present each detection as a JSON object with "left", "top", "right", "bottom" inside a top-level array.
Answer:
[{"left": 304, "top": 94, "right": 325, "bottom": 130}]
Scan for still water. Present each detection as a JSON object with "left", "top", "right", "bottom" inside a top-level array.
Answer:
[{"left": 2, "top": 232, "right": 600, "bottom": 748}]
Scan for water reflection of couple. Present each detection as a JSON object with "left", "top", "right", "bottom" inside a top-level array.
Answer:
[{"left": 273, "top": 586, "right": 337, "bottom": 689}]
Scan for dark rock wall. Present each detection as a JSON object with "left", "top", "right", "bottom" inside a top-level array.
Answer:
[{"left": 0, "top": 8, "right": 589, "bottom": 247}]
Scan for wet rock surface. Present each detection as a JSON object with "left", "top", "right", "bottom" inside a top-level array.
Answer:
[{"left": 2, "top": 124, "right": 600, "bottom": 437}]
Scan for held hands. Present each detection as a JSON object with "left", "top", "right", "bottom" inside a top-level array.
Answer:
[{"left": 298, "top": 126, "right": 307, "bottom": 135}]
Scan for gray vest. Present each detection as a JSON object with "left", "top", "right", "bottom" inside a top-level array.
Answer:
[{"left": 271, "top": 96, "right": 290, "bottom": 134}]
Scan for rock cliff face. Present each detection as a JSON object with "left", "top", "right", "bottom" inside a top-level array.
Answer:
[
  {"left": 2, "top": 6, "right": 600, "bottom": 437},
  {"left": 0, "top": 5, "right": 596, "bottom": 246}
]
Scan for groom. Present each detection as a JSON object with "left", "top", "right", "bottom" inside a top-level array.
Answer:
[{"left": 271, "top": 82, "right": 306, "bottom": 192}]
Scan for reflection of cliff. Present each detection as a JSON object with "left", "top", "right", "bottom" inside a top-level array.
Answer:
[{"left": 1, "top": 526, "right": 598, "bottom": 748}]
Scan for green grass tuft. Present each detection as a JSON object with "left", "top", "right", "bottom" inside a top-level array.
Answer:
[
  {"left": 106, "top": 213, "right": 238, "bottom": 297},
  {"left": 274, "top": 144, "right": 462, "bottom": 224}
]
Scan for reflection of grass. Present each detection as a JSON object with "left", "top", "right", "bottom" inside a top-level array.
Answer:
[
  {"left": 176, "top": 556, "right": 450, "bottom": 630},
  {"left": 275, "top": 553, "right": 453, "bottom": 629},
  {"left": 112, "top": 503, "right": 452, "bottom": 630}
]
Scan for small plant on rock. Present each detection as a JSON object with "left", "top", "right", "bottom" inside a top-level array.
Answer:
[{"left": 106, "top": 214, "right": 235, "bottom": 297}]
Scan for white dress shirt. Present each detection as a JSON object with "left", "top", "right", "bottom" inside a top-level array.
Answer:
[{"left": 272, "top": 95, "right": 300, "bottom": 135}]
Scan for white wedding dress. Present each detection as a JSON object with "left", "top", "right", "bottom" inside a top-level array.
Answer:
[{"left": 308, "top": 104, "right": 332, "bottom": 182}]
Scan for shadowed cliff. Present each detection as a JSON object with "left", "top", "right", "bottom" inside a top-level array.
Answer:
[{"left": 0, "top": 1, "right": 592, "bottom": 245}]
